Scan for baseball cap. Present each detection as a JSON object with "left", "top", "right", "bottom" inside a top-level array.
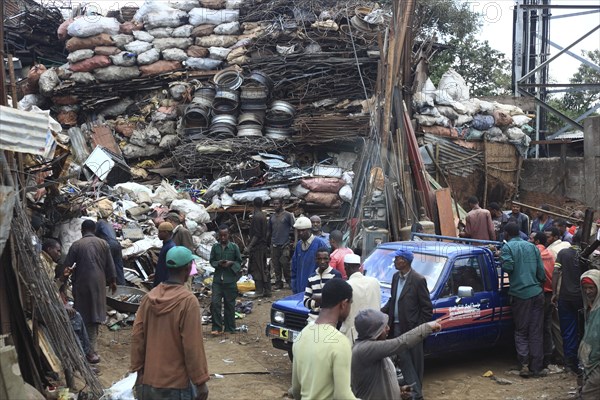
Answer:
[
  {"left": 393, "top": 249, "right": 414, "bottom": 262},
  {"left": 158, "top": 222, "right": 174, "bottom": 232},
  {"left": 344, "top": 254, "right": 361, "bottom": 264},
  {"left": 293, "top": 216, "right": 312, "bottom": 229},
  {"left": 166, "top": 246, "right": 200, "bottom": 268}
]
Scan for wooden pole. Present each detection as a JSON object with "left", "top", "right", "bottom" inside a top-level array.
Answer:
[
  {"left": 483, "top": 137, "right": 488, "bottom": 208},
  {"left": 0, "top": 2, "right": 7, "bottom": 105},
  {"left": 511, "top": 201, "right": 583, "bottom": 223}
]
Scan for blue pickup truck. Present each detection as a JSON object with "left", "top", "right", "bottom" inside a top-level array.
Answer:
[{"left": 266, "top": 238, "right": 514, "bottom": 358}]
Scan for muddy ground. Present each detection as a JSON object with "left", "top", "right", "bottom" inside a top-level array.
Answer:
[{"left": 96, "top": 289, "right": 577, "bottom": 400}]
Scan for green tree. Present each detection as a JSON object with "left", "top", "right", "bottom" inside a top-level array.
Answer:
[
  {"left": 412, "top": 0, "right": 482, "bottom": 42},
  {"left": 546, "top": 49, "right": 600, "bottom": 133}
]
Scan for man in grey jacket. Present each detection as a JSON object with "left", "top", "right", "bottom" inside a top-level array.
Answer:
[{"left": 351, "top": 309, "right": 441, "bottom": 400}]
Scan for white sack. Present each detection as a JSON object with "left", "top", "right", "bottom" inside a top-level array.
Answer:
[
  {"left": 438, "top": 69, "right": 469, "bottom": 101},
  {"left": 137, "top": 48, "right": 161, "bottom": 65},
  {"left": 170, "top": 0, "right": 200, "bottom": 11},
  {"left": 232, "top": 190, "right": 270, "bottom": 203},
  {"left": 122, "top": 236, "right": 163, "bottom": 257},
  {"left": 110, "top": 52, "right": 137, "bottom": 66},
  {"left": 133, "top": 30, "right": 155, "bottom": 42},
  {"left": 220, "top": 192, "right": 235, "bottom": 207},
  {"left": 70, "top": 72, "right": 96, "bottom": 84},
  {"left": 144, "top": 11, "right": 189, "bottom": 29},
  {"left": 512, "top": 114, "right": 531, "bottom": 126},
  {"left": 184, "top": 57, "right": 222, "bottom": 70},
  {"left": 39, "top": 69, "right": 60, "bottom": 96},
  {"left": 339, "top": 185, "right": 352, "bottom": 202},
  {"left": 269, "top": 187, "right": 291, "bottom": 199},
  {"left": 214, "top": 21, "right": 240, "bottom": 35},
  {"left": 67, "top": 49, "right": 94, "bottom": 63},
  {"left": 153, "top": 38, "right": 193, "bottom": 51},
  {"left": 172, "top": 24, "right": 194, "bottom": 37},
  {"left": 67, "top": 17, "right": 120, "bottom": 38},
  {"left": 94, "top": 66, "right": 140, "bottom": 82},
  {"left": 162, "top": 48, "right": 188, "bottom": 61},
  {"left": 125, "top": 40, "right": 153, "bottom": 54},
  {"left": 342, "top": 171, "right": 354, "bottom": 187},
  {"left": 290, "top": 184, "right": 309, "bottom": 198},
  {"left": 188, "top": 8, "right": 240, "bottom": 26},
  {"left": 208, "top": 46, "right": 231, "bottom": 60},
  {"left": 170, "top": 199, "right": 211, "bottom": 223},
  {"left": 111, "top": 34, "right": 134, "bottom": 49},
  {"left": 147, "top": 28, "right": 174, "bottom": 38}
]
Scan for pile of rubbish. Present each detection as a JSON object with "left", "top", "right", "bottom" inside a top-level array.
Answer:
[{"left": 413, "top": 70, "right": 533, "bottom": 156}]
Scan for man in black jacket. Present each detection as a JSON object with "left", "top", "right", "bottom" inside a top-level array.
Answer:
[{"left": 381, "top": 249, "right": 432, "bottom": 400}]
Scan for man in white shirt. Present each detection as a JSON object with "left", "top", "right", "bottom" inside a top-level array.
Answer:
[
  {"left": 339, "top": 254, "right": 381, "bottom": 343},
  {"left": 545, "top": 227, "right": 571, "bottom": 259}
]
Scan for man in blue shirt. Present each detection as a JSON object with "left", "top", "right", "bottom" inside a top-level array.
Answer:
[
  {"left": 153, "top": 222, "right": 176, "bottom": 287},
  {"left": 501, "top": 222, "right": 546, "bottom": 378}
]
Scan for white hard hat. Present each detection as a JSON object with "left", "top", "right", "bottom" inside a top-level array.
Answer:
[
  {"left": 293, "top": 216, "right": 312, "bottom": 229},
  {"left": 344, "top": 254, "right": 361, "bottom": 264}
]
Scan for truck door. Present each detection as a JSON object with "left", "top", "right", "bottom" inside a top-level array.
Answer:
[{"left": 428, "top": 254, "right": 500, "bottom": 353}]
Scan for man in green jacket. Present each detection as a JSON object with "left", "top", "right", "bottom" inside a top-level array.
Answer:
[
  {"left": 209, "top": 225, "right": 242, "bottom": 335},
  {"left": 501, "top": 222, "right": 546, "bottom": 378}
]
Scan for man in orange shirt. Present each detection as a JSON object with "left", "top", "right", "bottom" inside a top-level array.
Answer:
[{"left": 329, "top": 230, "right": 354, "bottom": 279}]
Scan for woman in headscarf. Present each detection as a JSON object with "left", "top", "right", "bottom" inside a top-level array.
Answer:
[{"left": 578, "top": 269, "right": 600, "bottom": 399}]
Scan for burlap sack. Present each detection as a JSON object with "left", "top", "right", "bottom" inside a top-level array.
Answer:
[
  {"left": 68, "top": 55, "right": 112, "bottom": 73},
  {"left": 66, "top": 34, "right": 114, "bottom": 52},
  {"left": 139, "top": 61, "right": 182, "bottom": 77}
]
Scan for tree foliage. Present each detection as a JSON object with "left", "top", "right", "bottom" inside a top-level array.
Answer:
[
  {"left": 412, "top": 0, "right": 482, "bottom": 42},
  {"left": 546, "top": 49, "right": 600, "bottom": 133}
]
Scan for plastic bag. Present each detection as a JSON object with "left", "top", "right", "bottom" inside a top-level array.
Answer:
[
  {"left": 170, "top": 199, "right": 211, "bottom": 223},
  {"left": 415, "top": 114, "right": 450, "bottom": 128},
  {"left": 38, "top": 69, "right": 60, "bottom": 96},
  {"left": 214, "top": 21, "right": 240, "bottom": 35},
  {"left": 208, "top": 175, "right": 233, "bottom": 193},
  {"left": 140, "top": 61, "right": 182, "bottom": 76},
  {"left": 111, "top": 34, "right": 134, "bottom": 49},
  {"left": 170, "top": 0, "right": 200, "bottom": 11},
  {"left": 18, "top": 94, "right": 44, "bottom": 111},
  {"left": 162, "top": 48, "right": 188, "bottom": 61},
  {"left": 188, "top": 8, "right": 240, "bottom": 26},
  {"left": 208, "top": 46, "right": 231, "bottom": 60},
  {"left": 125, "top": 40, "right": 153, "bottom": 54},
  {"left": 195, "top": 35, "right": 238, "bottom": 48},
  {"left": 133, "top": 30, "right": 154, "bottom": 42},
  {"left": 67, "top": 49, "right": 94, "bottom": 63},
  {"left": 172, "top": 24, "right": 194, "bottom": 37},
  {"left": 342, "top": 171, "right": 354, "bottom": 187},
  {"left": 221, "top": 192, "right": 235, "bottom": 206},
  {"left": 144, "top": 11, "right": 188, "bottom": 29},
  {"left": 466, "top": 128, "right": 484, "bottom": 140},
  {"left": 437, "top": 69, "right": 469, "bottom": 101},
  {"left": 338, "top": 185, "right": 352, "bottom": 202},
  {"left": 147, "top": 27, "right": 174, "bottom": 38},
  {"left": 67, "top": 33, "right": 114, "bottom": 52},
  {"left": 455, "top": 114, "right": 473, "bottom": 126},
  {"left": 479, "top": 100, "right": 494, "bottom": 114},
  {"left": 301, "top": 178, "right": 345, "bottom": 193},
  {"left": 67, "top": 17, "right": 120, "bottom": 38},
  {"left": 137, "top": 48, "right": 161, "bottom": 65},
  {"left": 493, "top": 110, "right": 513, "bottom": 127},
  {"left": 184, "top": 57, "right": 222, "bottom": 70},
  {"left": 134, "top": 0, "right": 176, "bottom": 22},
  {"left": 269, "top": 187, "right": 291, "bottom": 199},
  {"left": 232, "top": 190, "right": 270, "bottom": 203},
  {"left": 290, "top": 184, "right": 309, "bottom": 198},
  {"left": 459, "top": 98, "right": 480, "bottom": 116},
  {"left": 153, "top": 38, "right": 193, "bottom": 51},
  {"left": 94, "top": 66, "right": 140, "bottom": 82},
  {"left": 471, "top": 114, "right": 495, "bottom": 131},
  {"left": 437, "top": 105, "right": 459, "bottom": 121},
  {"left": 506, "top": 127, "right": 525, "bottom": 140},
  {"left": 110, "top": 52, "right": 137, "bottom": 66},
  {"left": 70, "top": 72, "right": 96, "bottom": 84},
  {"left": 512, "top": 114, "right": 531, "bottom": 126}
]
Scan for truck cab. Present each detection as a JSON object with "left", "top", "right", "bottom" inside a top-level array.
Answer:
[{"left": 266, "top": 238, "right": 513, "bottom": 358}]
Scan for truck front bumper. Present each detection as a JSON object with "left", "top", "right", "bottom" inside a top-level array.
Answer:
[{"left": 265, "top": 323, "right": 301, "bottom": 349}]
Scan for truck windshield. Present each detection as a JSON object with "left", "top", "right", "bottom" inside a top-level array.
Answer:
[{"left": 363, "top": 248, "right": 448, "bottom": 292}]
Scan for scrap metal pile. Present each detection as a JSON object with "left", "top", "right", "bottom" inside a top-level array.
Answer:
[{"left": 17, "top": 0, "right": 387, "bottom": 216}]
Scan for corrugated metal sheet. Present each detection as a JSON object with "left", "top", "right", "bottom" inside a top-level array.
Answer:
[
  {"left": 421, "top": 133, "right": 483, "bottom": 177},
  {"left": 549, "top": 130, "right": 584, "bottom": 140},
  {"left": 0, "top": 106, "right": 49, "bottom": 156}
]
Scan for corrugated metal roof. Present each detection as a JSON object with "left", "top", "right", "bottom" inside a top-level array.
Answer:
[
  {"left": 421, "top": 133, "right": 483, "bottom": 177},
  {"left": 549, "top": 130, "right": 584, "bottom": 140},
  {"left": 0, "top": 106, "right": 50, "bottom": 156}
]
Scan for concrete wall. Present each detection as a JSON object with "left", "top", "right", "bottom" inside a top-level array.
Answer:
[
  {"left": 584, "top": 116, "right": 600, "bottom": 211},
  {"left": 521, "top": 157, "right": 586, "bottom": 205}
]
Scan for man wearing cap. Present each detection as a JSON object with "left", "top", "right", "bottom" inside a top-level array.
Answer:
[
  {"left": 267, "top": 199, "right": 295, "bottom": 290},
  {"left": 153, "top": 222, "right": 176, "bottom": 288},
  {"left": 578, "top": 269, "right": 600, "bottom": 399},
  {"left": 381, "top": 249, "right": 432, "bottom": 400},
  {"left": 339, "top": 254, "right": 381, "bottom": 343},
  {"left": 131, "top": 246, "right": 209, "bottom": 400},
  {"left": 303, "top": 248, "right": 342, "bottom": 322},
  {"left": 329, "top": 230, "right": 354, "bottom": 279},
  {"left": 292, "top": 279, "right": 356, "bottom": 400},
  {"left": 310, "top": 215, "right": 330, "bottom": 250},
  {"left": 165, "top": 212, "right": 195, "bottom": 252},
  {"left": 209, "top": 225, "right": 242, "bottom": 334},
  {"left": 291, "top": 216, "right": 329, "bottom": 294},
  {"left": 351, "top": 309, "right": 441, "bottom": 400}
]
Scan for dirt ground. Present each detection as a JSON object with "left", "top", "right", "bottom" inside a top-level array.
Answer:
[{"left": 96, "top": 288, "right": 578, "bottom": 400}]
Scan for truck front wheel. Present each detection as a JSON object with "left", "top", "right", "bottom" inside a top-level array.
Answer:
[{"left": 271, "top": 338, "right": 293, "bottom": 361}]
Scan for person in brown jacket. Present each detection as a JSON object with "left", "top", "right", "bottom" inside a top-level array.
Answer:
[
  {"left": 131, "top": 246, "right": 209, "bottom": 400},
  {"left": 165, "top": 212, "right": 195, "bottom": 252}
]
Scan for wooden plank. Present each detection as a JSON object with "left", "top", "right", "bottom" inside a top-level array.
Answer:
[
  {"left": 435, "top": 188, "right": 457, "bottom": 237},
  {"left": 27, "top": 321, "right": 62, "bottom": 374},
  {"left": 478, "top": 95, "right": 536, "bottom": 111}
]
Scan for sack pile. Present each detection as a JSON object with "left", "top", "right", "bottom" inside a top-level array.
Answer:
[{"left": 413, "top": 69, "right": 533, "bottom": 154}]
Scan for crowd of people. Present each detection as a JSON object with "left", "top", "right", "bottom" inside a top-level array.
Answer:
[{"left": 36, "top": 196, "right": 599, "bottom": 399}]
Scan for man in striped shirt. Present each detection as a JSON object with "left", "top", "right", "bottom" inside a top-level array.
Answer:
[{"left": 303, "top": 248, "right": 342, "bottom": 322}]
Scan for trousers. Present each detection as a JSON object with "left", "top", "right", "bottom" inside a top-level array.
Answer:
[
  {"left": 211, "top": 281, "right": 237, "bottom": 333},
  {"left": 270, "top": 244, "right": 290, "bottom": 285},
  {"left": 512, "top": 292, "right": 544, "bottom": 373},
  {"left": 71, "top": 310, "right": 91, "bottom": 356},
  {"left": 85, "top": 323, "right": 100, "bottom": 354},
  {"left": 558, "top": 297, "right": 583, "bottom": 370},
  {"left": 395, "top": 323, "right": 424, "bottom": 400}
]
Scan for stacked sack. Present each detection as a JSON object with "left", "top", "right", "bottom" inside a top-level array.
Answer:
[{"left": 413, "top": 69, "right": 533, "bottom": 154}]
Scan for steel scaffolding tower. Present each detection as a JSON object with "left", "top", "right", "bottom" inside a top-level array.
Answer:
[{"left": 512, "top": 1, "right": 600, "bottom": 157}]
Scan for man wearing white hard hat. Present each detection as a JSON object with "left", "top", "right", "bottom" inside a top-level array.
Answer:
[
  {"left": 339, "top": 254, "right": 381, "bottom": 343},
  {"left": 290, "top": 216, "right": 328, "bottom": 294}
]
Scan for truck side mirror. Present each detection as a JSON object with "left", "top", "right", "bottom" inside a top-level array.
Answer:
[{"left": 457, "top": 286, "right": 474, "bottom": 298}]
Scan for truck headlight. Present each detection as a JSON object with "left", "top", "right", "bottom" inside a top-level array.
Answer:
[{"left": 274, "top": 311, "right": 285, "bottom": 324}]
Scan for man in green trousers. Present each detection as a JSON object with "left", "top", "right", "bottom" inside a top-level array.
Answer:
[{"left": 209, "top": 224, "right": 242, "bottom": 335}]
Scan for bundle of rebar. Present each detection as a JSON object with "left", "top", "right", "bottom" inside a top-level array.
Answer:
[
  {"left": 172, "top": 137, "right": 292, "bottom": 177},
  {"left": 293, "top": 114, "right": 371, "bottom": 143},
  {"left": 9, "top": 202, "right": 104, "bottom": 398}
]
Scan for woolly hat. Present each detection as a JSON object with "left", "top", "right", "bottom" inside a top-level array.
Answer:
[{"left": 355, "top": 308, "right": 389, "bottom": 341}]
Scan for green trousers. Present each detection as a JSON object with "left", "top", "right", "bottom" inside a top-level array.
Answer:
[{"left": 211, "top": 281, "right": 237, "bottom": 332}]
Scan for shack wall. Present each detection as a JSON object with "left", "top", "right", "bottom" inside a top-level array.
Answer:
[{"left": 520, "top": 157, "right": 586, "bottom": 206}]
